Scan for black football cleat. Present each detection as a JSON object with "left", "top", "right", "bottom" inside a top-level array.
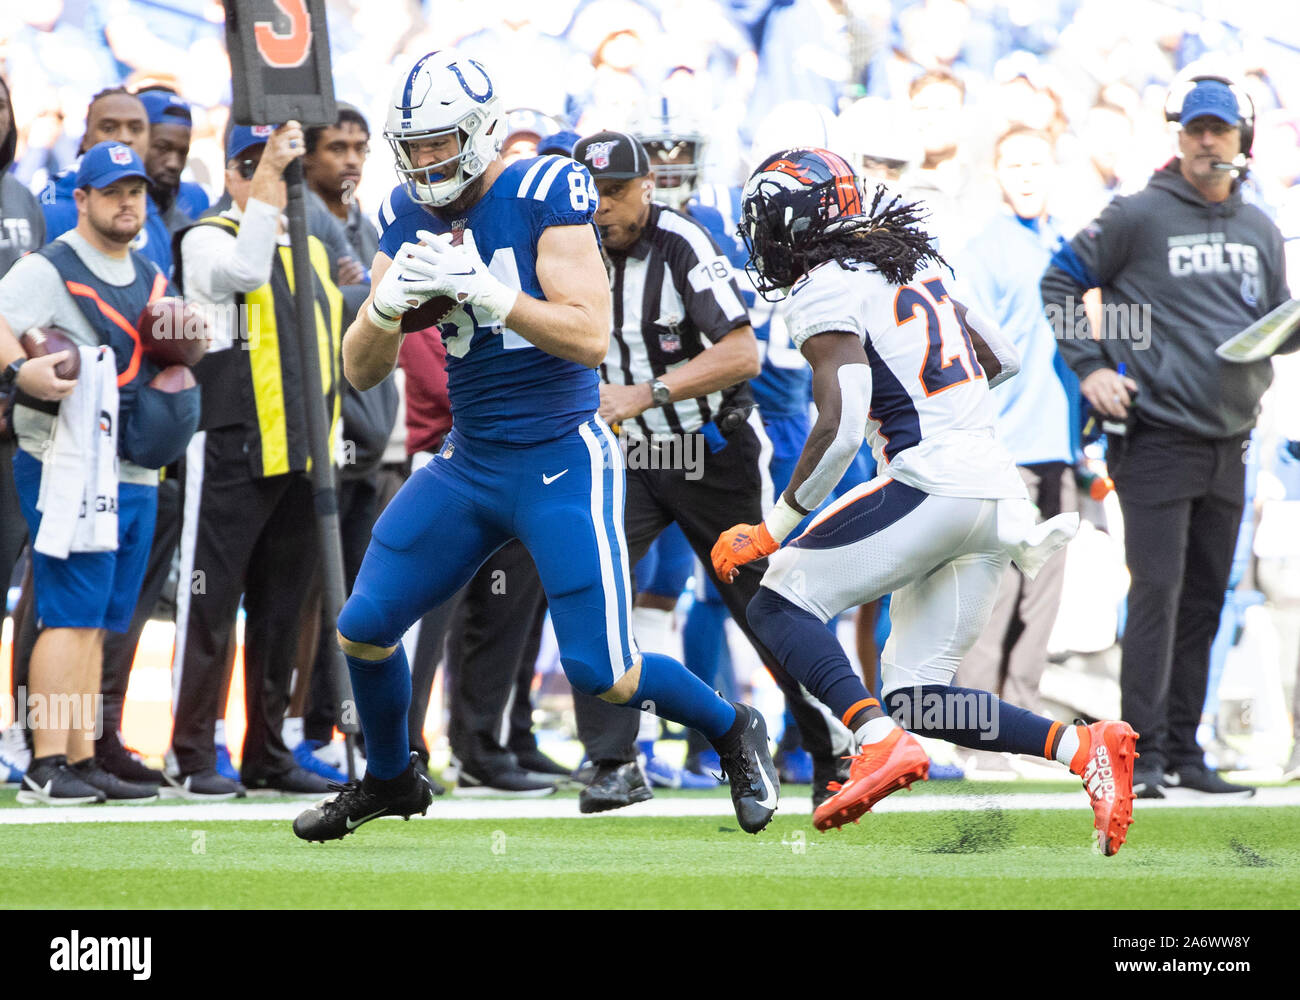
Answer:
[
  {"left": 293, "top": 753, "right": 434, "bottom": 842},
  {"left": 712, "top": 703, "right": 779, "bottom": 834}
]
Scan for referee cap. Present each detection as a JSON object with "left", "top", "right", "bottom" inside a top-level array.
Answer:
[{"left": 574, "top": 130, "right": 651, "bottom": 179}]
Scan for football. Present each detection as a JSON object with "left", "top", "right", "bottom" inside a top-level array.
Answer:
[
  {"left": 20, "top": 326, "right": 81, "bottom": 380},
  {"left": 401, "top": 228, "right": 462, "bottom": 333},
  {"left": 137, "top": 296, "right": 211, "bottom": 367},
  {"left": 149, "top": 364, "right": 197, "bottom": 393}
]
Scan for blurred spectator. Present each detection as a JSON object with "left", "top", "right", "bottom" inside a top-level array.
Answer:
[
  {"left": 954, "top": 126, "right": 1077, "bottom": 770},
  {"left": 1057, "top": 98, "right": 1139, "bottom": 231},
  {"left": 39, "top": 88, "right": 182, "bottom": 275},
  {"left": 136, "top": 88, "right": 209, "bottom": 221},
  {"left": 906, "top": 68, "right": 993, "bottom": 250},
  {"left": 745, "top": 0, "right": 852, "bottom": 141}
]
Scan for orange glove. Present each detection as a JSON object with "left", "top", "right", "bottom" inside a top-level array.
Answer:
[{"left": 712, "top": 522, "right": 779, "bottom": 583}]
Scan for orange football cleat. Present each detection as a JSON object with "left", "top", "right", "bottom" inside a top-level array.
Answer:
[
  {"left": 812, "top": 727, "right": 929, "bottom": 832},
  {"left": 1070, "top": 720, "right": 1138, "bottom": 857}
]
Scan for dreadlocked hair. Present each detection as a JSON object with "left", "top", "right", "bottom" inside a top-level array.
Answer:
[{"left": 797, "top": 184, "right": 949, "bottom": 286}]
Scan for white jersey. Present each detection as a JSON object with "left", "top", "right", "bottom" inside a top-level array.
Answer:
[{"left": 785, "top": 259, "right": 1026, "bottom": 500}]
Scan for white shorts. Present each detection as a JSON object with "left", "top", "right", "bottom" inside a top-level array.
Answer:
[{"left": 761, "top": 476, "right": 1010, "bottom": 696}]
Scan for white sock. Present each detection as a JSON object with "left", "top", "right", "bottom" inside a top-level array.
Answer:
[
  {"left": 214, "top": 718, "right": 227, "bottom": 746},
  {"left": 631, "top": 605, "right": 682, "bottom": 662},
  {"left": 282, "top": 716, "right": 304, "bottom": 748},
  {"left": 1054, "top": 725, "right": 1082, "bottom": 766},
  {"left": 637, "top": 710, "right": 659, "bottom": 743},
  {"left": 854, "top": 716, "right": 898, "bottom": 747}
]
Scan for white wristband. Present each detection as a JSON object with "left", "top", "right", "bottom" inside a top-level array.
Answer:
[
  {"left": 475, "top": 281, "right": 519, "bottom": 326},
  {"left": 367, "top": 301, "right": 401, "bottom": 332},
  {"left": 763, "top": 496, "right": 806, "bottom": 544}
]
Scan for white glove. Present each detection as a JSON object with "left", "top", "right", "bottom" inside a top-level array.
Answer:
[
  {"left": 367, "top": 241, "right": 448, "bottom": 330},
  {"left": 412, "top": 228, "right": 518, "bottom": 325}
]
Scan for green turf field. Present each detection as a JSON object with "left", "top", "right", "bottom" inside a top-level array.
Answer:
[{"left": 1, "top": 791, "right": 1296, "bottom": 908}]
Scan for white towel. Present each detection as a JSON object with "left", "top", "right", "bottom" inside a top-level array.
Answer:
[
  {"left": 34, "top": 345, "right": 120, "bottom": 558},
  {"left": 996, "top": 496, "right": 1080, "bottom": 581}
]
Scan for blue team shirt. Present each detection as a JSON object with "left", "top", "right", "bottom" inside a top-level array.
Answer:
[
  {"left": 39, "top": 160, "right": 175, "bottom": 276},
  {"left": 378, "top": 155, "right": 600, "bottom": 445},
  {"left": 690, "top": 183, "right": 811, "bottom": 420}
]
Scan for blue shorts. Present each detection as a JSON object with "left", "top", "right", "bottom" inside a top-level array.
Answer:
[
  {"left": 338, "top": 417, "right": 637, "bottom": 696},
  {"left": 13, "top": 449, "right": 158, "bottom": 632}
]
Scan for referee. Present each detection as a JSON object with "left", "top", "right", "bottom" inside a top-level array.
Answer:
[{"left": 571, "top": 131, "right": 842, "bottom": 811}]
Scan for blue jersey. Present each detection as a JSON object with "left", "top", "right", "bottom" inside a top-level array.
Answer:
[
  {"left": 378, "top": 155, "right": 600, "bottom": 445},
  {"left": 690, "top": 184, "right": 811, "bottom": 421},
  {"left": 39, "top": 161, "right": 175, "bottom": 276}
]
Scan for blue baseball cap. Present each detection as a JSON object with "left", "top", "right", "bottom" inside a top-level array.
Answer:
[
  {"left": 1180, "top": 79, "right": 1240, "bottom": 127},
  {"left": 139, "top": 90, "right": 193, "bottom": 128},
  {"left": 75, "top": 141, "right": 150, "bottom": 189},
  {"left": 538, "top": 129, "right": 580, "bottom": 157},
  {"left": 227, "top": 123, "right": 278, "bottom": 160}
]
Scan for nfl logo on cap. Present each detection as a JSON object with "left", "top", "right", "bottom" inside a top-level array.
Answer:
[
  {"left": 109, "top": 145, "right": 132, "bottom": 165},
  {"left": 252, "top": 124, "right": 274, "bottom": 138},
  {"left": 585, "top": 141, "right": 617, "bottom": 170}
]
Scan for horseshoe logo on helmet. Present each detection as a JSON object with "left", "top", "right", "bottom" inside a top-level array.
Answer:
[{"left": 447, "top": 59, "right": 494, "bottom": 104}]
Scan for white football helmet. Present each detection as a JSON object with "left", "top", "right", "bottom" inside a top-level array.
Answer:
[
  {"left": 384, "top": 50, "right": 505, "bottom": 207},
  {"left": 634, "top": 97, "right": 707, "bottom": 209}
]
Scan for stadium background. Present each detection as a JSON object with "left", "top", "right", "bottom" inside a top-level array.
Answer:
[{"left": 2, "top": 0, "right": 1299, "bottom": 777}]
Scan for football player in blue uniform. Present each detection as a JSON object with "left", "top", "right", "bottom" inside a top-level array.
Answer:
[{"left": 293, "top": 52, "right": 779, "bottom": 841}]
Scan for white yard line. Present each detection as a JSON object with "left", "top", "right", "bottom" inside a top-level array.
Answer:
[{"left": 1, "top": 786, "right": 1298, "bottom": 825}]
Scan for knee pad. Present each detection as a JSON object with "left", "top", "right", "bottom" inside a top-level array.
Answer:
[
  {"left": 336, "top": 592, "right": 393, "bottom": 651},
  {"left": 561, "top": 655, "right": 613, "bottom": 698}
]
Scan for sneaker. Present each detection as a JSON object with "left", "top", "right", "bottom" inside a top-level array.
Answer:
[
  {"left": 0, "top": 725, "right": 32, "bottom": 781},
  {"left": 578, "top": 761, "right": 653, "bottom": 814},
  {"left": 96, "top": 732, "right": 165, "bottom": 784},
  {"left": 684, "top": 749, "right": 722, "bottom": 781},
  {"left": 712, "top": 703, "right": 780, "bottom": 834},
  {"left": 243, "top": 765, "right": 333, "bottom": 794},
  {"left": 641, "top": 752, "right": 683, "bottom": 789},
  {"left": 456, "top": 762, "right": 557, "bottom": 797},
  {"left": 813, "top": 728, "right": 928, "bottom": 831},
  {"left": 1132, "top": 763, "right": 1165, "bottom": 799},
  {"left": 214, "top": 742, "right": 240, "bottom": 782},
  {"left": 162, "top": 768, "right": 247, "bottom": 800},
  {"left": 775, "top": 746, "right": 814, "bottom": 785},
  {"left": 678, "top": 764, "right": 720, "bottom": 790},
  {"left": 1163, "top": 763, "right": 1255, "bottom": 798},
  {"left": 70, "top": 759, "right": 158, "bottom": 803},
  {"left": 312, "top": 738, "right": 368, "bottom": 780},
  {"left": 293, "top": 753, "right": 435, "bottom": 842},
  {"left": 927, "top": 758, "right": 966, "bottom": 781},
  {"left": 293, "top": 739, "right": 349, "bottom": 784},
  {"left": 513, "top": 746, "right": 573, "bottom": 778},
  {"left": 16, "top": 755, "right": 106, "bottom": 805},
  {"left": 1069, "top": 720, "right": 1138, "bottom": 857}
]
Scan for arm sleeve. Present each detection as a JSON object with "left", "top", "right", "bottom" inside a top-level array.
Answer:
[
  {"left": 187, "top": 200, "right": 281, "bottom": 296},
  {"left": 790, "top": 363, "right": 871, "bottom": 515}
]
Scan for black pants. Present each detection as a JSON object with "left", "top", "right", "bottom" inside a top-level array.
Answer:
[
  {"left": 1, "top": 437, "right": 26, "bottom": 602},
  {"left": 303, "top": 474, "right": 383, "bottom": 744},
  {"left": 574, "top": 421, "right": 841, "bottom": 764},
  {"left": 172, "top": 427, "right": 321, "bottom": 778},
  {"left": 97, "top": 474, "right": 182, "bottom": 743},
  {"left": 1110, "top": 420, "right": 1246, "bottom": 773},
  {"left": 444, "top": 540, "right": 548, "bottom": 770},
  {"left": 405, "top": 539, "right": 548, "bottom": 768}
]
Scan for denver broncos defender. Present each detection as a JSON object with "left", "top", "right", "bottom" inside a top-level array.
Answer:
[
  {"left": 712, "top": 148, "right": 1138, "bottom": 855},
  {"left": 293, "top": 52, "right": 779, "bottom": 841}
]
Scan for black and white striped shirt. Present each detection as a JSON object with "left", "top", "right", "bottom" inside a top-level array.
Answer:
[{"left": 602, "top": 202, "right": 752, "bottom": 439}]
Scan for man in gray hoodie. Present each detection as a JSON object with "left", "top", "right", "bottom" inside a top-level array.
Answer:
[{"left": 1041, "top": 77, "right": 1295, "bottom": 799}]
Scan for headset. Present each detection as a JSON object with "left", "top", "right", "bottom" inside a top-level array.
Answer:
[{"left": 1163, "top": 73, "right": 1256, "bottom": 170}]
